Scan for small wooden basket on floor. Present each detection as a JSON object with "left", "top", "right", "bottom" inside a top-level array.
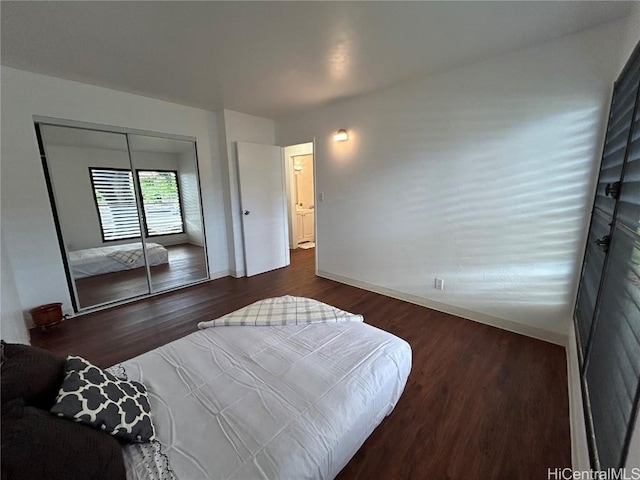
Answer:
[{"left": 30, "top": 303, "right": 64, "bottom": 331}]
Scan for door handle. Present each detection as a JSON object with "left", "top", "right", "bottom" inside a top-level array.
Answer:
[
  {"left": 605, "top": 182, "right": 620, "bottom": 199},
  {"left": 243, "top": 210, "right": 250, "bottom": 216},
  {"left": 595, "top": 235, "right": 610, "bottom": 252}
]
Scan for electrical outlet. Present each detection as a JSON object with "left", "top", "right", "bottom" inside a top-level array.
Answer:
[
  {"left": 435, "top": 278, "right": 444, "bottom": 290},
  {"left": 319, "top": 192, "right": 325, "bottom": 202}
]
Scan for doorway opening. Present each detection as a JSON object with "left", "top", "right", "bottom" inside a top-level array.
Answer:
[{"left": 283, "top": 142, "right": 315, "bottom": 254}]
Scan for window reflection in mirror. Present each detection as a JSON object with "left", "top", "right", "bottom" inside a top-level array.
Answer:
[
  {"left": 39, "top": 125, "right": 150, "bottom": 309},
  {"left": 127, "top": 134, "right": 208, "bottom": 294},
  {"left": 38, "top": 124, "right": 209, "bottom": 311}
]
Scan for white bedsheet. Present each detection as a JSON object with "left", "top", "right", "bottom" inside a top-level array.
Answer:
[
  {"left": 119, "top": 316, "right": 411, "bottom": 479},
  {"left": 69, "top": 242, "right": 168, "bottom": 279}
]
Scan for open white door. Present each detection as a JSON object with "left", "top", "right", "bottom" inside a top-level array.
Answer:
[{"left": 237, "top": 142, "right": 290, "bottom": 276}]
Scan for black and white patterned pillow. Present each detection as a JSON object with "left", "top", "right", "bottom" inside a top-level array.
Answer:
[{"left": 51, "top": 355, "right": 155, "bottom": 443}]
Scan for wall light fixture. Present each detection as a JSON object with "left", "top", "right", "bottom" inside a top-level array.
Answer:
[{"left": 333, "top": 129, "right": 348, "bottom": 142}]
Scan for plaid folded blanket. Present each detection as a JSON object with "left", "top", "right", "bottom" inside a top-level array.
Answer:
[
  {"left": 197, "top": 296, "right": 363, "bottom": 329},
  {"left": 107, "top": 249, "right": 145, "bottom": 267}
]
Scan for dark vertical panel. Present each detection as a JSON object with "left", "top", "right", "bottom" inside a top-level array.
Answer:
[
  {"left": 576, "top": 212, "right": 610, "bottom": 352},
  {"left": 575, "top": 63, "right": 639, "bottom": 360},
  {"left": 588, "top": 54, "right": 640, "bottom": 469},
  {"left": 594, "top": 67, "right": 640, "bottom": 218},
  {"left": 575, "top": 41, "right": 640, "bottom": 470},
  {"left": 586, "top": 228, "right": 640, "bottom": 467}
]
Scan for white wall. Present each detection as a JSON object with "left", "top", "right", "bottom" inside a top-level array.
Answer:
[
  {"left": 276, "top": 19, "right": 632, "bottom": 342},
  {"left": 178, "top": 149, "right": 205, "bottom": 246},
  {"left": 1, "top": 66, "right": 229, "bottom": 332},
  {"left": 219, "top": 109, "right": 276, "bottom": 276},
  {"left": 45, "top": 145, "right": 188, "bottom": 250},
  {"left": 618, "top": 3, "right": 640, "bottom": 70},
  {"left": 1, "top": 234, "right": 31, "bottom": 343}
]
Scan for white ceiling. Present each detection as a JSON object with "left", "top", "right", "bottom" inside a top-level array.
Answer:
[{"left": 1, "top": 1, "right": 634, "bottom": 119}]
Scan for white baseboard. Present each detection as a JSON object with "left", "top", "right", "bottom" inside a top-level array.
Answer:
[
  {"left": 230, "top": 269, "right": 246, "bottom": 278},
  {"left": 209, "top": 269, "right": 231, "bottom": 280},
  {"left": 566, "top": 324, "right": 591, "bottom": 470},
  {"left": 316, "top": 270, "right": 567, "bottom": 346}
]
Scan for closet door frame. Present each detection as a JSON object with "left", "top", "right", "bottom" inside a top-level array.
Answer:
[
  {"left": 35, "top": 122, "right": 82, "bottom": 312},
  {"left": 34, "top": 116, "right": 210, "bottom": 314},
  {"left": 125, "top": 133, "right": 154, "bottom": 296}
]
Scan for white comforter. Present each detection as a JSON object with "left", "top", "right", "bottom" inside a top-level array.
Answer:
[
  {"left": 69, "top": 242, "right": 168, "bottom": 279},
  {"left": 118, "top": 297, "right": 412, "bottom": 480}
]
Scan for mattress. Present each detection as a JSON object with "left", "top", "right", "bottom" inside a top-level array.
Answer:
[
  {"left": 118, "top": 310, "right": 412, "bottom": 480},
  {"left": 69, "top": 242, "right": 169, "bottom": 279}
]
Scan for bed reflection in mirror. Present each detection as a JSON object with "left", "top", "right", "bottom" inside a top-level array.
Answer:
[
  {"left": 38, "top": 124, "right": 209, "bottom": 311},
  {"left": 128, "top": 134, "right": 208, "bottom": 295}
]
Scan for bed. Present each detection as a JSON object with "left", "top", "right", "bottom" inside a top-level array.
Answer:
[
  {"left": 113, "top": 296, "right": 412, "bottom": 480},
  {"left": 69, "top": 242, "right": 169, "bottom": 279}
]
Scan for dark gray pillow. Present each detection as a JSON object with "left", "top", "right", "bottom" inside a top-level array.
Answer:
[
  {"left": 51, "top": 355, "right": 155, "bottom": 443},
  {"left": 1, "top": 340, "right": 66, "bottom": 410},
  {"left": 1, "top": 398, "right": 126, "bottom": 480}
]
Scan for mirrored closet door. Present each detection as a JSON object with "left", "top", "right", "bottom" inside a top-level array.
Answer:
[
  {"left": 127, "top": 134, "right": 208, "bottom": 294},
  {"left": 37, "top": 123, "right": 209, "bottom": 312}
]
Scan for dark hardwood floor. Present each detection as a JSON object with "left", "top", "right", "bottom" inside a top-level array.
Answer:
[
  {"left": 32, "top": 248, "right": 570, "bottom": 479},
  {"left": 75, "top": 243, "right": 207, "bottom": 308}
]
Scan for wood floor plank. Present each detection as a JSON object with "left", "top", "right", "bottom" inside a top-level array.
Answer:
[
  {"left": 31, "top": 248, "right": 570, "bottom": 479},
  {"left": 75, "top": 243, "right": 207, "bottom": 307}
]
